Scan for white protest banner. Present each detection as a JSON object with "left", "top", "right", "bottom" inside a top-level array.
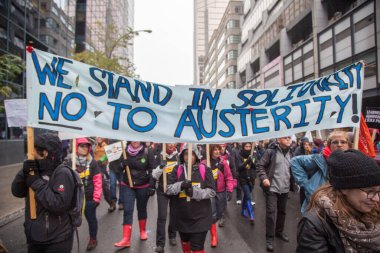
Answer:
[
  {"left": 4, "top": 99, "right": 27, "bottom": 127},
  {"left": 104, "top": 141, "right": 127, "bottom": 162},
  {"left": 26, "top": 48, "right": 364, "bottom": 143}
]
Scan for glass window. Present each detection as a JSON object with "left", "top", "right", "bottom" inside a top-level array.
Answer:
[
  {"left": 227, "top": 81, "right": 236, "bottom": 89},
  {"left": 227, "top": 20, "right": 240, "bottom": 29},
  {"left": 227, "top": 66, "right": 237, "bottom": 75},
  {"left": 0, "top": 27, "right": 7, "bottom": 39},
  {"left": 14, "top": 36, "right": 24, "bottom": 48},
  {"left": 227, "top": 35, "right": 240, "bottom": 44},
  {"left": 227, "top": 50, "right": 238, "bottom": 60}
]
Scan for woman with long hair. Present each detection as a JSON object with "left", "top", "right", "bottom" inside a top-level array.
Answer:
[{"left": 297, "top": 149, "right": 380, "bottom": 252}]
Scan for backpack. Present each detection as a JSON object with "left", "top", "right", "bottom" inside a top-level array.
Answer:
[
  {"left": 177, "top": 163, "right": 206, "bottom": 181},
  {"left": 65, "top": 166, "right": 85, "bottom": 227},
  {"left": 60, "top": 165, "right": 85, "bottom": 253}
]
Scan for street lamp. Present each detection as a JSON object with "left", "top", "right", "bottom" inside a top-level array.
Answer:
[{"left": 106, "top": 28, "right": 152, "bottom": 58}]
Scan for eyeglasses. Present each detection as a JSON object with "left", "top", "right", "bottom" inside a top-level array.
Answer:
[
  {"left": 331, "top": 140, "right": 348, "bottom": 145},
  {"left": 359, "top": 189, "right": 380, "bottom": 199}
]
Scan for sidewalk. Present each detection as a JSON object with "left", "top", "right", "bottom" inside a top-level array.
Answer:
[{"left": 0, "top": 163, "right": 24, "bottom": 227}]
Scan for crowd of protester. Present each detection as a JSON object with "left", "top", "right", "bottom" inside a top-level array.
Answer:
[{"left": 11, "top": 129, "right": 380, "bottom": 252}]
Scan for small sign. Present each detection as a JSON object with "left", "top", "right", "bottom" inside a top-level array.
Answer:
[{"left": 365, "top": 107, "right": 380, "bottom": 129}]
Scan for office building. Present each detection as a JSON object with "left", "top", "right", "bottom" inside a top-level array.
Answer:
[
  {"left": 194, "top": 0, "right": 231, "bottom": 85},
  {"left": 203, "top": 1, "right": 243, "bottom": 89}
]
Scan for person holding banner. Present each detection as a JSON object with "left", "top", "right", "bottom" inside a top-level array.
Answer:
[
  {"left": 235, "top": 142, "right": 256, "bottom": 225},
  {"left": 291, "top": 131, "right": 350, "bottom": 214},
  {"left": 166, "top": 144, "right": 216, "bottom": 253},
  {"left": 297, "top": 149, "right": 380, "bottom": 252},
  {"left": 207, "top": 144, "right": 234, "bottom": 247},
  {"left": 12, "top": 133, "right": 75, "bottom": 253},
  {"left": 65, "top": 138, "right": 102, "bottom": 251},
  {"left": 257, "top": 137, "right": 295, "bottom": 251},
  {"left": 107, "top": 140, "right": 125, "bottom": 212},
  {"left": 114, "top": 141, "right": 156, "bottom": 248},
  {"left": 152, "top": 143, "right": 179, "bottom": 253}
]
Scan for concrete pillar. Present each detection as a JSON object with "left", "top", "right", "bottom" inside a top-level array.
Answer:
[
  {"left": 312, "top": 0, "right": 328, "bottom": 78},
  {"left": 260, "top": 48, "right": 269, "bottom": 88},
  {"left": 280, "top": 27, "right": 292, "bottom": 57}
]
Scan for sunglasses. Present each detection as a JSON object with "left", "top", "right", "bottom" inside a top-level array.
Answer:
[{"left": 78, "top": 144, "right": 90, "bottom": 148}]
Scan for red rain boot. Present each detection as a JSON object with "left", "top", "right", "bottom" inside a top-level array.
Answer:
[
  {"left": 210, "top": 223, "right": 218, "bottom": 247},
  {"left": 192, "top": 250, "right": 205, "bottom": 253},
  {"left": 181, "top": 241, "right": 191, "bottom": 253},
  {"left": 139, "top": 219, "right": 148, "bottom": 240},
  {"left": 114, "top": 225, "right": 132, "bottom": 248}
]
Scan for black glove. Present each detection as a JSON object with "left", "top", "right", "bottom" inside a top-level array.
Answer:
[
  {"left": 247, "top": 155, "right": 253, "bottom": 163},
  {"left": 181, "top": 180, "right": 192, "bottom": 190},
  {"left": 25, "top": 174, "right": 39, "bottom": 187},
  {"left": 159, "top": 160, "right": 167, "bottom": 169},
  {"left": 226, "top": 191, "right": 232, "bottom": 201},
  {"left": 121, "top": 159, "right": 129, "bottom": 168},
  {"left": 147, "top": 188, "right": 156, "bottom": 196},
  {"left": 23, "top": 160, "right": 38, "bottom": 176},
  {"left": 185, "top": 187, "right": 193, "bottom": 197},
  {"left": 94, "top": 201, "right": 100, "bottom": 208}
]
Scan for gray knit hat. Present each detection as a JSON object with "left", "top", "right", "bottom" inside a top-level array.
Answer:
[{"left": 328, "top": 149, "right": 380, "bottom": 189}]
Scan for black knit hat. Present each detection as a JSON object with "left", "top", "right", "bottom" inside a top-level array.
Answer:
[
  {"left": 328, "top": 149, "right": 380, "bottom": 189},
  {"left": 34, "top": 133, "right": 62, "bottom": 162}
]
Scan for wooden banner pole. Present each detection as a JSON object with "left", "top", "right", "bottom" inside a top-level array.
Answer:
[
  {"left": 186, "top": 143, "right": 193, "bottom": 202},
  {"left": 206, "top": 144, "right": 210, "bottom": 168},
  {"left": 27, "top": 127, "right": 36, "bottom": 220},
  {"left": 372, "top": 129, "right": 377, "bottom": 142},
  {"left": 162, "top": 144, "right": 167, "bottom": 193},
  {"left": 72, "top": 138, "right": 76, "bottom": 170},
  {"left": 121, "top": 141, "right": 133, "bottom": 187},
  {"left": 354, "top": 127, "right": 360, "bottom": 150}
]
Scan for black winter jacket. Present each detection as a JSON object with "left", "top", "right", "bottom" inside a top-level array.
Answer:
[
  {"left": 297, "top": 210, "right": 344, "bottom": 253},
  {"left": 168, "top": 164, "right": 215, "bottom": 233},
  {"left": 11, "top": 164, "right": 75, "bottom": 244},
  {"left": 122, "top": 147, "right": 155, "bottom": 187},
  {"left": 235, "top": 152, "right": 256, "bottom": 186}
]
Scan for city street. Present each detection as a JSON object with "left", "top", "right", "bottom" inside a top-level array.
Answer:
[{"left": 0, "top": 185, "right": 301, "bottom": 253}]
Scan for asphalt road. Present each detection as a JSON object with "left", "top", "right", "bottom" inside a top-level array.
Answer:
[{"left": 0, "top": 186, "right": 301, "bottom": 253}]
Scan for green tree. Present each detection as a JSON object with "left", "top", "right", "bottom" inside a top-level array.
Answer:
[
  {"left": 0, "top": 54, "right": 24, "bottom": 112},
  {"left": 73, "top": 25, "right": 151, "bottom": 78}
]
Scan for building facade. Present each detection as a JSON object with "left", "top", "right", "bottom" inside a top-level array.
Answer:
[
  {"left": 203, "top": 1, "right": 243, "bottom": 89},
  {"left": 0, "top": 0, "right": 76, "bottom": 164},
  {"left": 237, "top": 0, "right": 379, "bottom": 110},
  {"left": 74, "top": 0, "right": 134, "bottom": 66},
  {"left": 194, "top": 0, "right": 231, "bottom": 85}
]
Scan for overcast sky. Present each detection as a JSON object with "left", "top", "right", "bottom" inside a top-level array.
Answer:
[{"left": 134, "top": 0, "right": 194, "bottom": 86}]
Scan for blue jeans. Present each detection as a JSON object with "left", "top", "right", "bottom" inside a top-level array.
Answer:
[
  {"left": 241, "top": 184, "right": 252, "bottom": 204},
  {"left": 121, "top": 185, "right": 149, "bottom": 224},
  {"left": 110, "top": 170, "right": 124, "bottom": 204},
  {"left": 84, "top": 200, "right": 98, "bottom": 238}
]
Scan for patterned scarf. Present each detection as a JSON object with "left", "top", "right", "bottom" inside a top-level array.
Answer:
[
  {"left": 127, "top": 144, "right": 143, "bottom": 156},
  {"left": 317, "top": 195, "right": 380, "bottom": 252}
]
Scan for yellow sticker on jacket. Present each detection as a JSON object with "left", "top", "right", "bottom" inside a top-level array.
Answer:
[
  {"left": 212, "top": 168, "right": 219, "bottom": 180},
  {"left": 192, "top": 182, "right": 201, "bottom": 188},
  {"left": 165, "top": 161, "right": 177, "bottom": 173},
  {"left": 79, "top": 169, "right": 90, "bottom": 179},
  {"left": 179, "top": 191, "right": 187, "bottom": 198}
]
